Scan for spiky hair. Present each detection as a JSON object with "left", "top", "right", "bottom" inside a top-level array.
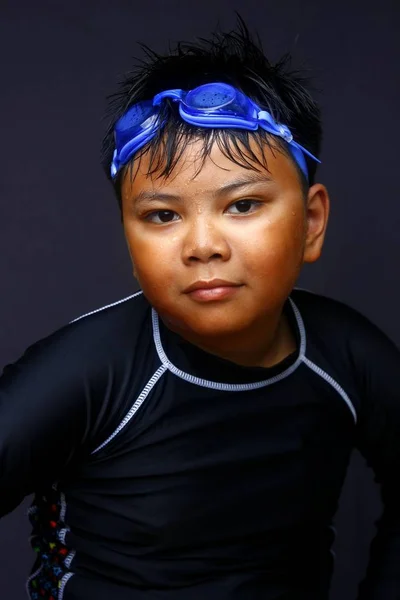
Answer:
[{"left": 101, "top": 17, "right": 322, "bottom": 207}]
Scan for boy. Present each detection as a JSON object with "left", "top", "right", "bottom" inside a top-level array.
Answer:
[{"left": 1, "top": 20, "right": 400, "bottom": 600}]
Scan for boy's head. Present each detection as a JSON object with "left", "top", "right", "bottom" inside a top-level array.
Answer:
[
  {"left": 101, "top": 20, "right": 329, "bottom": 355},
  {"left": 102, "top": 19, "right": 323, "bottom": 201}
]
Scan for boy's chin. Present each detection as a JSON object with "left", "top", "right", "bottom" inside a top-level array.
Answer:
[{"left": 163, "top": 311, "right": 257, "bottom": 341}]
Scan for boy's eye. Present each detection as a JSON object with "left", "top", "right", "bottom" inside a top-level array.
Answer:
[
  {"left": 146, "top": 210, "right": 179, "bottom": 224},
  {"left": 226, "top": 199, "right": 261, "bottom": 214}
]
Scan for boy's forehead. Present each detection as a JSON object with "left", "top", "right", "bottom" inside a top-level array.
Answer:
[{"left": 123, "top": 137, "right": 299, "bottom": 198}]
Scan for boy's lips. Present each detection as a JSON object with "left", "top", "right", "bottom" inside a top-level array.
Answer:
[
  {"left": 183, "top": 279, "right": 241, "bottom": 293},
  {"left": 183, "top": 279, "right": 243, "bottom": 302}
]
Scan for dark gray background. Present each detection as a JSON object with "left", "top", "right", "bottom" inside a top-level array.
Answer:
[{"left": 0, "top": 0, "right": 398, "bottom": 598}]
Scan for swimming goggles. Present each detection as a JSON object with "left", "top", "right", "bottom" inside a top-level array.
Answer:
[{"left": 111, "top": 82, "right": 320, "bottom": 180}]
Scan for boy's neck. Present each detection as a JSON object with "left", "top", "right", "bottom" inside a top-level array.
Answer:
[{"left": 163, "top": 308, "right": 297, "bottom": 370}]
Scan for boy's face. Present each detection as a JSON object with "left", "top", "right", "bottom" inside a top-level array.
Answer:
[{"left": 121, "top": 138, "right": 329, "bottom": 340}]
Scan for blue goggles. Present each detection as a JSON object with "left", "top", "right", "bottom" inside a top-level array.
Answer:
[{"left": 111, "top": 82, "right": 320, "bottom": 180}]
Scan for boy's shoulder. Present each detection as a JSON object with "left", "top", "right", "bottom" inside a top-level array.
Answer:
[
  {"left": 63, "top": 289, "right": 151, "bottom": 354},
  {"left": 290, "top": 287, "right": 397, "bottom": 356},
  {"left": 68, "top": 289, "right": 148, "bottom": 330},
  {"left": 17, "top": 290, "right": 150, "bottom": 370},
  {"left": 1, "top": 291, "right": 152, "bottom": 397},
  {"left": 290, "top": 287, "right": 373, "bottom": 333},
  {"left": 290, "top": 287, "right": 359, "bottom": 321}
]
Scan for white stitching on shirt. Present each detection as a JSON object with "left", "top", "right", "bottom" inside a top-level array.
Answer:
[
  {"left": 64, "top": 550, "right": 76, "bottom": 570},
  {"left": 69, "top": 290, "right": 143, "bottom": 323},
  {"left": 25, "top": 564, "right": 44, "bottom": 599},
  {"left": 289, "top": 298, "right": 307, "bottom": 356},
  {"left": 91, "top": 364, "right": 167, "bottom": 454},
  {"left": 151, "top": 297, "right": 306, "bottom": 391},
  {"left": 58, "top": 527, "right": 69, "bottom": 545},
  {"left": 301, "top": 356, "right": 357, "bottom": 424},
  {"left": 293, "top": 288, "right": 357, "bottom": 423},
  {"left": 59, "top": 491, "right": 67, "bottom": 521},
  {"left": 59, "top": 572, "right": 74, "bottom": 600}
]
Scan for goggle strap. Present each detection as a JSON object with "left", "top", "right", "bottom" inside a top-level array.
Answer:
[
  {"left": 293, "top": 141, "right": 321, "bottom": 164},
  {"left": 257, "top": 110, "right": 276, "bottom": 128},
  {"left": 111, "top": 84, "right": 320, "bottom": 180},
  {"left": 153, "top": 89, "right": 184, "bottom": 106}
]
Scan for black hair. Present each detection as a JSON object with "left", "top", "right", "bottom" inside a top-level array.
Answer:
[{"left": 101, "top": 17, "right": 322, "bottom": 209}]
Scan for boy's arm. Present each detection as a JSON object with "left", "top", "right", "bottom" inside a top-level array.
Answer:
[
  {"left": 0, "top": 328, "right": 98, "bottom": 517},
  {"left": 351, "top": 315, "right": 400, "bottom": 600}
]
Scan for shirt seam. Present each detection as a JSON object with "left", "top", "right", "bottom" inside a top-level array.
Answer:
[
  {"left": 91, "top": 364, "right": 167, "bottom": 455},
  {"left": 301, "top": 355, "right": 357, "bottom": 423},
  {"left": 69, "top": 290, "right": 143, "bottom": 323},
  {"left": 151, "top": 297, "right": 306, "bottom": 391}
]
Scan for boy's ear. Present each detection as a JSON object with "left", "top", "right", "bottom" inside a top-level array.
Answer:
[{"left": 303, "top": 183, "right": 330, "bottom": 264}]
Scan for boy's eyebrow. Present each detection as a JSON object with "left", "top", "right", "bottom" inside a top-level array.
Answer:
[
  {"left": 216, "top": 172, "right": 273, "bottom": 195},
  {"left": 133, "top": 190, "right": 180, "bottom": 205},
  {"left": 132, "top": 172, "right": 273, "bottom": 205}
]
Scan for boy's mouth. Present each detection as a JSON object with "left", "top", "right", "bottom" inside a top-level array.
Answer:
[{"left": 183, "top": 279, "right": 243, "bottom": 302}]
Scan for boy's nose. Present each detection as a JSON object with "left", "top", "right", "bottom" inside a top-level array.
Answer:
[{"left": 181, "top": 219, "right": 231, "bottom": 264}]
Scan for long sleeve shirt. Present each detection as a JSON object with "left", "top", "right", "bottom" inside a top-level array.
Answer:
[{"left": 1, "top": 288, "right": 400, "bottom": 600}]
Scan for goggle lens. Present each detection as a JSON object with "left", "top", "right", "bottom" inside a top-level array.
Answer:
[
  {"left": 184, "top": 83, "right": 236, "bottom": 110},
  {"left": 115, "top": 101, "right": 155, "bottom": 147}
]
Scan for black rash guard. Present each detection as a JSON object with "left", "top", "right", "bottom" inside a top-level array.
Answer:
[{"left": 1, "top": 289, "right": 400, "bottom": 600}]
